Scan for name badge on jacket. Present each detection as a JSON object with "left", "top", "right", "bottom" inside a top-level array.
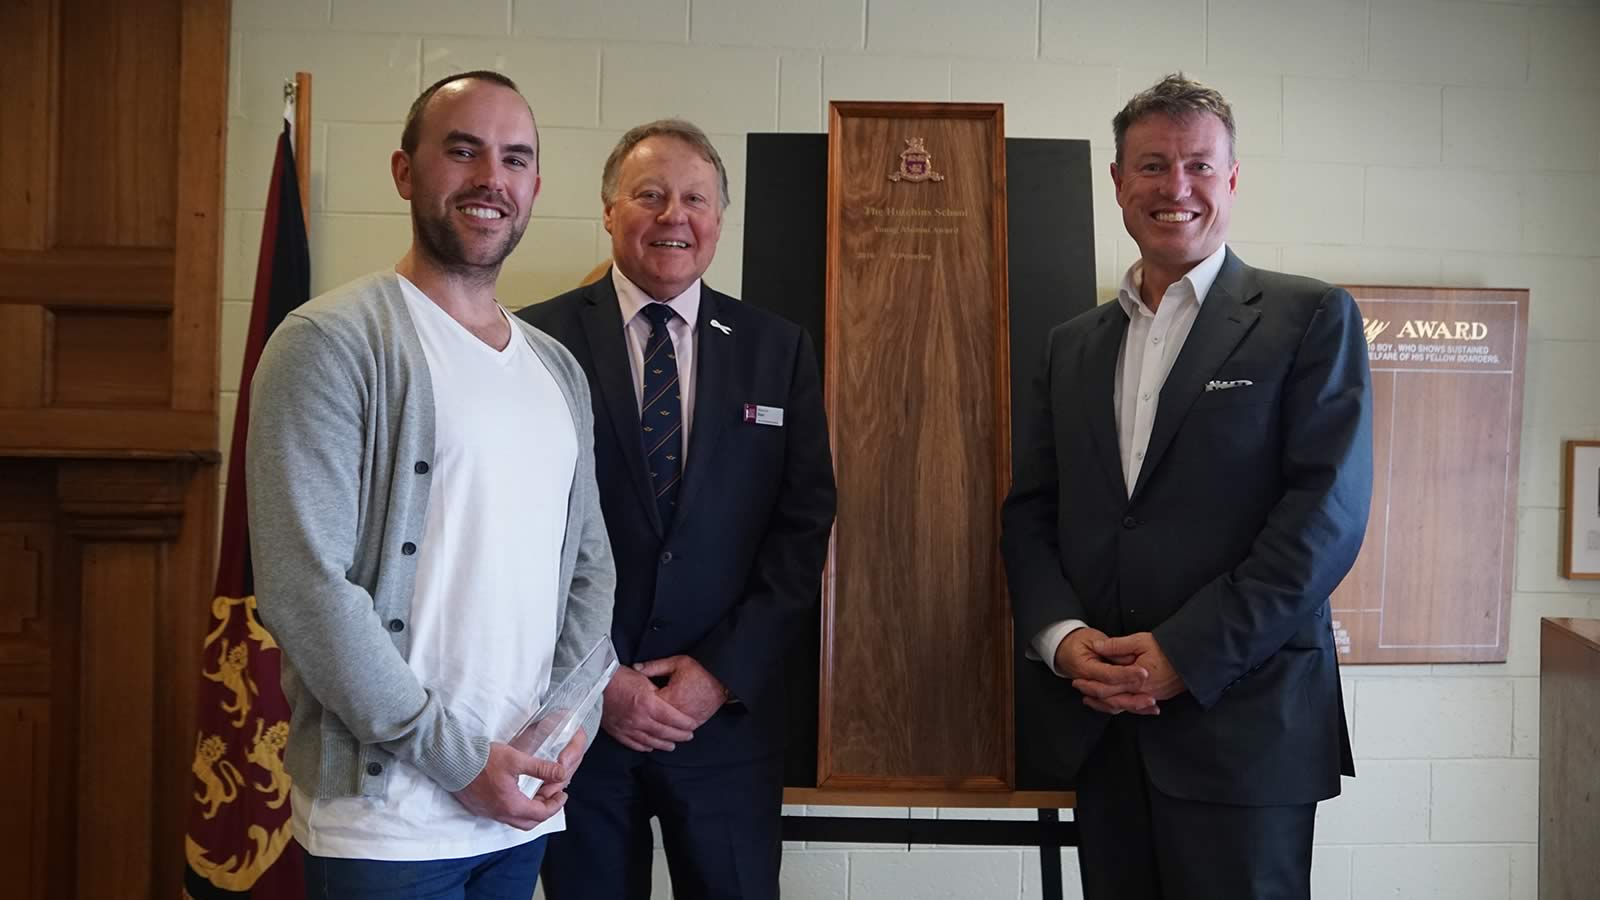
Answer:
[{"left": 743, "top": 404, "right": 784, "bottom": 427}]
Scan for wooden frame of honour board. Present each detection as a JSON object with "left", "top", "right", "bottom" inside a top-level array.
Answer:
[{"left": 815, "top": 101, "right": 1016, "bottom": 797}]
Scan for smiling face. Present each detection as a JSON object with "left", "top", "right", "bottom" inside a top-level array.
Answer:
[
  {"left": 603, "top": 135, "right": 723, "bottom": 301},
  {"left": 1111, "top": 111, "right": 1238, "bottom": 291},
  {"left": 392, "top": 79, "right": 540, "bottom": 280}
]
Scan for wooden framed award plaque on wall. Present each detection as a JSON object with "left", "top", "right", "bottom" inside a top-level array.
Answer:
[
  {"left": 817, "top": 101, "right": 1013, "bottom": 794},
  {"left": 1333, "top": 286, "right": 1530, "bottom": 664}
]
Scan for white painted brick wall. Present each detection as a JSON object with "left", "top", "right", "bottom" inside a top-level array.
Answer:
[
  {"left": 1443, "top": 87, "right": 1600, "bottom": 173},
  {"left": 1352, "top": 844, "right": 1514, "bottom": 900},
  {"left": 1232, "top": 157, "right": 1367, "bottom": 245},
  {"left": 216, "top": 1, "right": 1600, "bottom": 896},
  {"left": 225, "top": 120, "right": 286, "bottom": 211},
  {"left": 534, "top": 127, "right": 623, "bottom": 221},
  {"left": 1315, "top": 760, "right": 1431, "bottom": 845},
  {"left": 236, "top": 31, "right": 420, "bottom": 123},
  {"left": 1510, "top": 844, "right": 1538, "bottom": 900},
  {"left": 1282, "top": 78, "right": 1442, "bottom": 166},
  {"left": 1529, "top": 6, "right": 1600, "bottom": 86},
  {"left": 703, "top": 223, "right": 743, "bottom": 296},
  {"left": 1207, "top": 0, "right": 1369, "bottom": 77},
  {"left": 1511, "top": 677, "right": 1539, "bottom": 758},
  {"left": 949, "top": 61, "right": 1119, "bottom": 142},
  {"left": 1364, "top": 167, "right": 1523, "bottom": 252},
  {"left": 323, "top": 123, "right": 407, "bottom": 214},
  {"left": 499, "top": 219, "right": 604, "bottom": 308},
  {"left": 692, "top": 0, "right": 863, "bottom": 51},
  {"left": 306, "top": 212, "right": 412, "bottom": 295},
  {"left": 822, "top": 54, "right": 951, "bottom": 103},
  {"left": 851, "top": 849, "right": 1023, "bottom": 898},
  {"left": 421, "top": 38, "right": 602, "bottom": 128},
  {"left": 1355, "top": 678, "right": 1515, "bottom": 758},
  {"left": 780, "top": 850, "right": 851, "bottom": 898},
  {"left": 600, "top": 44, "right": 778, "bottom": 133},
  {"left": 778, "top": 54, "right": 825, "bottom": 132},
  {"left": 1524, "top": 173, "right": 1600, "bottom": 257},
  {"left": 514, "top": 0, "right": 686, "bottom": 43},
  {"left": 1040, "top": 0, "right": 1207, "bottom": 69},
  {"left": 332, "top": 0, "right": 511, "bottom": 37},
  {"left": 1515, "top": 342, "right": 1600, "bottom": 427},
  {"left": 1279, "top": 244, "right": 1443, "bottom": 287},
  {"left": 1368, "top": 1, "right": 1531, "bottom": 88},
  {"left": 221, "top": 210, "right": 266, "bottom": 300},
  {"left": 1431, "top": 759, "right": 1539, "bottom": 843},
  {"left": 232, "top": 0, "right": 328, "bottom": 32},
  {"left": 866, "top": 0, "right": 1038, "bottom": 59}
]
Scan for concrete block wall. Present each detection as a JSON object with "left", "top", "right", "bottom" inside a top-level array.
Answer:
[{"left": 219, "top": 1, "right": 1600, "bottom": 896}]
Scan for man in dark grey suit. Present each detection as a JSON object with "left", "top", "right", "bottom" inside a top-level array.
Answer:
[
  {"left": 520, "top": 119, "right": 836, "bottom": 900},
  {"left": 1002, "top": 74, "right": 1372, "bottom": 900}
]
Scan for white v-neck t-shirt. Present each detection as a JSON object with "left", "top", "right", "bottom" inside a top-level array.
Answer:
[{"left": 290, "top": 274, "right": 577, "bottom": 860}]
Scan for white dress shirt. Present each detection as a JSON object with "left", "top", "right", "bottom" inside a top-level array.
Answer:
[
  {"left": 613, "top": 267, "right": 700, "bottom": 462},
  {"left": 1030, "top": 243, "right": 1229, "bottom": 676}
]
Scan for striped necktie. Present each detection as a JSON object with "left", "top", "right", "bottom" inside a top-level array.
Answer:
[{"left": 639, "top": 302, "right": 682, "bottom": 524}]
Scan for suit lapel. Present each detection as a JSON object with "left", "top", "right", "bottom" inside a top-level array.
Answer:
[
  {"left": 674, "top": 288, "right": 733, "bottom": 524},
  {"left": 1082, "top": 302, "right": 1131, "bottom": 500},
  {"left": 1130, "top": 251, "right": 1261, "bottom": 500},
  {"left": 580, "top": 274, "right": 665, "bottom": 536}
]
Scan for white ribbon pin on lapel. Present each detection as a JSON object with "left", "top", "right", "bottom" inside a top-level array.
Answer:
[{"left": 709, "top": 318, "right": 732, "bottom": 335}]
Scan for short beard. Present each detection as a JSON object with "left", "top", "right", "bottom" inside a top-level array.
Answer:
[{"left": 412, "top": 204, "right": 526, "bottom": 286}]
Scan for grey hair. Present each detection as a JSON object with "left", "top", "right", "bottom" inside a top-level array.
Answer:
[
  {"left": 600, "top": 118, "right": 731, "bottom": 211},
  {"left": 1112, "top": 73, "right": 1237, "bottom": 167}
]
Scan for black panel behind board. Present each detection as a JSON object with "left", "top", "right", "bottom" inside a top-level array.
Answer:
[{"left": 742, "top": 133, "right": 1098, "bottom": 791}]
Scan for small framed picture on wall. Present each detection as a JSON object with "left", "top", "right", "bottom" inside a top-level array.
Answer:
[{"left": 1562, "top": 440, "right": 1600, "bottom": 579}]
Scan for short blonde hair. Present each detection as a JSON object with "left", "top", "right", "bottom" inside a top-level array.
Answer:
[
  {"left": 601, "top": 119, "right": 731, "bottom": 211},
  {"left": 1113, "top": 73, "right": 1236, "bottom": 167}
]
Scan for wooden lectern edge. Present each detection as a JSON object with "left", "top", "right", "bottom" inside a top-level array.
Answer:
[
  {"left": 783, "top": 787, "right": 1075, "bottom": 809},
  {"left": 1542, "top": 617, "right": 1600, "bottom": 655}
]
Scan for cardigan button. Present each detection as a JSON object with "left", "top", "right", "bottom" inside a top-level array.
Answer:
[{"left": 402, "top": 542, "right": 417, "bottom": 555}]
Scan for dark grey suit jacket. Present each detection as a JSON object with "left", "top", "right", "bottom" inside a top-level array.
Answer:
[
  {"left": 519, "top": 273, "right": 836, "bottom": 769},
  {"left": 1002, "top": 249, "right": 1370, "bottom": 806}
]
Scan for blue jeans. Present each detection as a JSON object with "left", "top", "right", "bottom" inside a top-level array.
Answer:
[{"left": 302, "top": 836, "right": 548, "bottom": 900}]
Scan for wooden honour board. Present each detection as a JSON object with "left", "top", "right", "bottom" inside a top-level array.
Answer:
[
  {"left": 819, "top": 102, "right": 1013, "bottom": 791},
  {"left": 1333, "top": 286, "right": 1529, "bottom": 664}
]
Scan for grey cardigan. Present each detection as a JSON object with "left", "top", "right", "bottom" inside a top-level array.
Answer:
[{"left": 246, "top": 271, "right": 615, "bottom": 799}]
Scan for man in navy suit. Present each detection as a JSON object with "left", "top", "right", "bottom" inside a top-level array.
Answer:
[
  {"left": 1002, "top": 75, "right": 1372, "bottom": 900},
  {"left": 519, "top": 118, "right": 836, "bottom": 900}
]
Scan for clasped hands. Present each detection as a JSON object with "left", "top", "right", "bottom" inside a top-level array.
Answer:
[
  {"left": 1055, "top": 628, "right": 1186, "bottom": 716},
  {"left": 601, "top": 654, "right": 729, "bottom": 753},
  {"left": 455, "top": 653, "right": 726, "bottom": 828}
]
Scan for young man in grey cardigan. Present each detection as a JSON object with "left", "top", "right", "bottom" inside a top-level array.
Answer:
[{"left": 246, "top": 71, "right": 614, "bottom": 899}]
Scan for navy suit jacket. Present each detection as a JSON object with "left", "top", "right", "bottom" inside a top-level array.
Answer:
[
  {"left": 1001, "top": 250, "right": 1369, "bottom": 806},
  {"left": 519, "top": 273, "right": 836, "bottom": 768}
]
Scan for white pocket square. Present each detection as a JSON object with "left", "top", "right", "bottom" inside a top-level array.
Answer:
[{"left": 1204, "top": 379, "right": 1254, "bottom": 392}]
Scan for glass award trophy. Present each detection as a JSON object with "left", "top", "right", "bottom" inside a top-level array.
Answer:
[{"left": 509, "top": 635, "right": 618, "bottom": 796}]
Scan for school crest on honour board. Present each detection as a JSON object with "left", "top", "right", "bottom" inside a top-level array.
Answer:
[{"left": 889, "top": 137, "right": 945, "bottom": 183}]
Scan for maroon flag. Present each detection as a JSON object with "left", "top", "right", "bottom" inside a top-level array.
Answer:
[{"left": 183, "top": 115, "right": 310, "bottom": 899}]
